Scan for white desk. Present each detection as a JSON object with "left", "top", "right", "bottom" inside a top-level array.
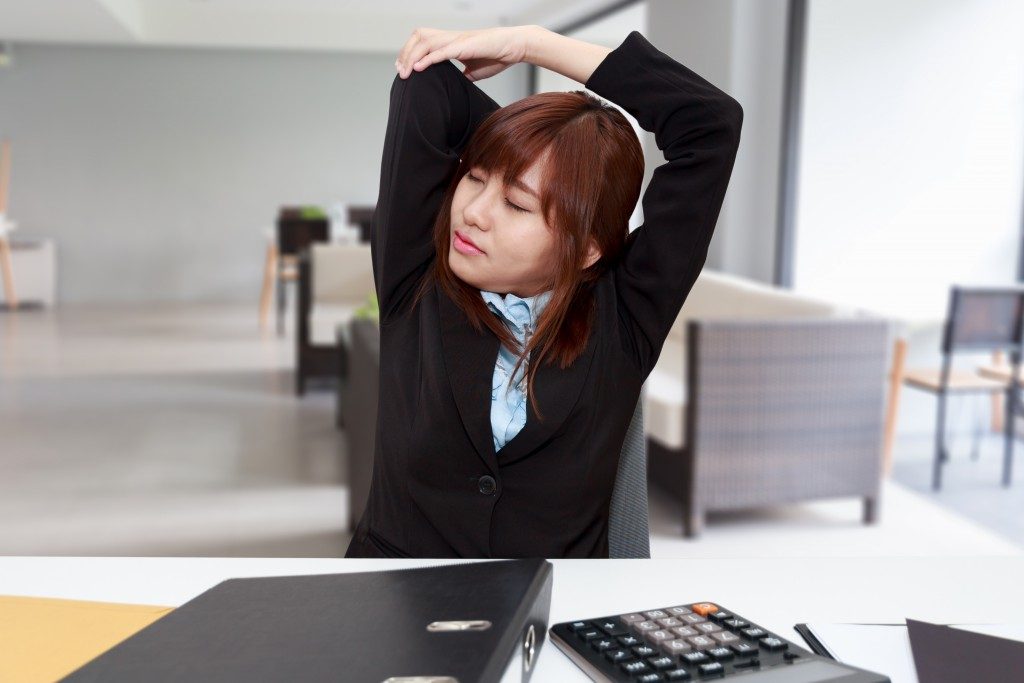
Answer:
[{"left": 3, "top": 556, "right": 1023, "bottom": 682}]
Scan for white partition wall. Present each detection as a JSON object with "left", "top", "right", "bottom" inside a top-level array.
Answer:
[{"left": 793, "top": 0, "right": 1024, "bottom": 322}]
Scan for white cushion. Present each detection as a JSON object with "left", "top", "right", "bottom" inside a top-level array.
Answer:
[
  {"left": 310, "top": 243, "right": 374, "bottom": 304},
  {"left": 310, "top": 303, "right": 360, "bottom": 346},
  {"left": 666, "top": 268, "right": 855, "bottom": 345},
  {"left": 643, "top": 367, "right": 687, "bottom": 450}
]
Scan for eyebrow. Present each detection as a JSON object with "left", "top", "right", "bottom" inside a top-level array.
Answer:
[{"left": 509, "top": 177, "right": 540, "bottom": 200}]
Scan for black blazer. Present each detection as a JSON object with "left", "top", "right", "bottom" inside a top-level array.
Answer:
[{"left": 345, "top": 31, "right": 743, "bottom": 559}]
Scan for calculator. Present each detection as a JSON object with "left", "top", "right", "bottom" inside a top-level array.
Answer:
[{"left": 550, "top": 601, "right": 890, "bottom": 682}]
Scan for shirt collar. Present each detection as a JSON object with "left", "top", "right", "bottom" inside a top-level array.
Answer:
[{"left": 481, "top": 288, "right": 553, "bottom": 336}]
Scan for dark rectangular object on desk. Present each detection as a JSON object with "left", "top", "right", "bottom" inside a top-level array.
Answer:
[{"left": 62, "top": 559, "right": 553, "bottom": 683}]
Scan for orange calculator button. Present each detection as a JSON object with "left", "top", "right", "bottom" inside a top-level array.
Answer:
[{"left": 691, "top": 603, "right": 719, "bottom": 616}]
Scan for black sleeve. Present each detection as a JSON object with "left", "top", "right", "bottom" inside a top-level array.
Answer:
[
  {"left": 584, "top": 31, "right": 744, "bottom": 376},
  {"left": 371, "top": 60, "right": 501, "bottom": 324}
]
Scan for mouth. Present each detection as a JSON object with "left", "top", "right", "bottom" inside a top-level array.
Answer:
[{"left": 453, "top": 230, "right": 486, "bottom": 255}]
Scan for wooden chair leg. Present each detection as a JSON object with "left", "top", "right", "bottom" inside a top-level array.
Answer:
[
  {"left": 992, "top": 349, "right": 1005, "bottom": 433},
  {"left": 882, "top": 337, "right": 908, "bottom": 476},
  {"left": 0, "top": 235, "right": 17, "bottom": 311},
  {"left": 1003, "top": 385, "right": 1016, "bottom": 487},
  {"left": 258, "top": 242, "right": 276, "bottom": 330}
]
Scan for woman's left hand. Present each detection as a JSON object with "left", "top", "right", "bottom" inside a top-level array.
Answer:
[{"left": 395, "top": 26, "right": 539, "bottom": 82}]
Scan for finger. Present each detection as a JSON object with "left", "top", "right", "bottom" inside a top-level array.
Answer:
[
  {"left": 413, "top": 40, "right": 464, "bottom": 72},
  {"left": 397, "top": 32, "right": 421, "bottom": 73},
  {"left": 405, "top": 35, "right": 443, "bottom": 76},
  {"left": 398, "top": 28, "right": 436, "bottom": 77}
]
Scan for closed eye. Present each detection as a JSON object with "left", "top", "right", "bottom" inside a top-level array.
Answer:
[{"left": 466, "top": 173, "right": 531, "bottom": 214}]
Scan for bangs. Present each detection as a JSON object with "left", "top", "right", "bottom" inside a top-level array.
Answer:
[{"left": 459, "top": 103, "right": 564, "bottom": 208}]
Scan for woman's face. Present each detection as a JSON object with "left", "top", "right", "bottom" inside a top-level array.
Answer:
[{"left": 448, "top": 158, "right": 558, "bottom": 298}]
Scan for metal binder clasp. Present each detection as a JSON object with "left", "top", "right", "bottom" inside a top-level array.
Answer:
[{"left": 426, "top": 620, "right": 492, "bottom": 632}]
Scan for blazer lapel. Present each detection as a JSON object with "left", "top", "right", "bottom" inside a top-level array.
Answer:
[
  {"left": 437, "top": 283, "right": 599, "bottom": 472},
  {"left": 438, "top": 285, "right": 501, "bottom": 477}
]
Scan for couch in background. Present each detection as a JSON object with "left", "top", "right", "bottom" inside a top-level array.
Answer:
[{"left": 645, "top": 269, "right": 892, "bottom": 537}]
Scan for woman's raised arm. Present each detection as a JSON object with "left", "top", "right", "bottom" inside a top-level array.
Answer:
[{"left": 372, "top": 56, "right": 499, "bottom": 324}]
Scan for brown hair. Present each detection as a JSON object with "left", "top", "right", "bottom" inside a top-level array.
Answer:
[{"left": 413, "top": 90, "right": 644, "bottom": 421}]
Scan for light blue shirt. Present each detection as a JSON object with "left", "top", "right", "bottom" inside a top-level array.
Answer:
[{"left": 481, "top": 288, "right": 554, "bottom": 453}]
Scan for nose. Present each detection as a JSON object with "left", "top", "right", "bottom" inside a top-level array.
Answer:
[{"left": 463, "top": 182, "right": 496, "bottom": 231}]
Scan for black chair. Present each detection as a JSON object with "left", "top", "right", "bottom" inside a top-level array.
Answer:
[
  {"left": 275, "top": 207, "right": 329, "bottom": 336},
  {"left": 902, "top": 286, "right": 1024, "bottom": 490}
]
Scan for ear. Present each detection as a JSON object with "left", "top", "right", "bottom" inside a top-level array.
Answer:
[{"left": 583, "top": 239, "right": 602, "bottom": 270}]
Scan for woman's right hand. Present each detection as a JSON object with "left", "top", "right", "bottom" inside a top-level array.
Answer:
[{"left": 395, "top": 26, "right": 541, "bottom": 82}]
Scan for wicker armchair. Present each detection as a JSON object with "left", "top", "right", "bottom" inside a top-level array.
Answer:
[{"left": 649, "top": 316, "right": 892, "bottom": 537}]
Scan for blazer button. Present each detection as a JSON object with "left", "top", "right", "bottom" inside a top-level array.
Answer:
[{"left": 478, "top": 475, "right": 497, "bottom": 495}]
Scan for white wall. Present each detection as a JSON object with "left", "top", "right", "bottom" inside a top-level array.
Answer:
[
  {"left": 0, "top": 44, "right": 528, "bottom": 303},
  {"left": 794, "top": 0, "right": 1024, "bottom": 323},
  {"left": 534, "top": 2, "right": 648, "bottom": 232}
]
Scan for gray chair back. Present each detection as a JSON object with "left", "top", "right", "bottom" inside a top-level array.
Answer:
[{"left": 607, "top": 397, "right": 651, "bottom": 558}]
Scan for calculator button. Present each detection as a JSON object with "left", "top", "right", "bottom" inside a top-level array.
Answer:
[
  {"left": 691, "top": 603, "right": 719, "bottom": 617},
  {"left": 577, "top": 628, "right": 602, "bottom": 641},
  {"left": 657, "top": 617, "right": 684, "bottom": 628},
  {"left": 707, "top": 647, "right": 734, "bottom": 661},
  {"left": 665, "top": 669, "right": 691, "bottom": 681},
  {"left": 643, "top": 609, "right": 669, "bottom": 620},
  {"left": 697, "top": 661, "right": 725, "bottom": 676},
  {"left": 686, "top": 635, "right": 716, "bottom": 649},
  {"left": 621, "top": 660, "right": 651, "bottom": 675},
  {"left": 733, "top": 658, "right": 760, "bottom": 669},
  {"left": 671, "top": 626, "right": 699, "bottom": 638},
  {"left": 695, "top": 622, "right": 722, "bottom": 634},
  {"left": 661, "top": 639, "right": 693, "bottom": 655},
  {"left": 644, "top": 629, "right": 675, "bottom": 645},
  {"left": 710, "top": 631, "right": 740, "bottom": 644},
  {"left": 681, "top": 614, "right": 706, "bottom": 624},
  {"left": 723, "top": 619, "right": 748, "bottom": 629},
  {"left": 730, "top": 642, "right": 759, "bottom": 656},
  {"left": 634, "top": 620, "right": 661, "bottom": 633},
  {"left": 742, "top": 627, "right": 767, "bottom": 639},
  {"left": 666, "top": 605, "right": 693, "bottom": 616},
  {"left": 759, "top": 637, "right": 788, "bottom": 651},
  {"left": 681, "top": 651, "right": 710, "bottom": 665},
  {"left": 637, "top": 674, "right": 663, "bottom": 683},
  {"left": 710, "top": 611, "right": 731, "bottom": 623},
  {"left": 647, "top": 655, "right": 676, "bottom": 670},
  {"left": 590, "top": 638, "right": 616, "bottom": 652},
  {"left": 784, "top": 652, "right": 801, "bottom": 661},
  {"left": 618, "top": 634, "right": 642, "bottom": 647},
  {"left": 605, "top": 648, "right": 633, "bottom": 663},
  {"left": 633, "top": 644, "right": 658, "bottom": 658},
  {"left": 621, "top": 613, "right": 647, "bottom": 624},
  {"left": 568, "top": 620, "right": 589, "bottom": 632},
  {"left": 596, "top": 618, "right": 628, "bottom": 636}
]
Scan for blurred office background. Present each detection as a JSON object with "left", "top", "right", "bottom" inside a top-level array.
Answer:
[{"left": 1, "top": 0, "right": 1023, "bottom": 559}]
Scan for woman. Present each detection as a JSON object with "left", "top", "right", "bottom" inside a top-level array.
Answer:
[{"left": 345, "top": 25, "right": 743, "bottom": 558}]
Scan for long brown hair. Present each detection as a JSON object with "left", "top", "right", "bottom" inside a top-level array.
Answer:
[{"left": 413, "top": 89, "right": 644, "bottom": 421}]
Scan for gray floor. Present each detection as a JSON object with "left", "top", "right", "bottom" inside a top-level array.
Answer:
[
  {"left": 890, "top": 430, "right": 1024, "bottom": 547},
  {"left": 0, "top": 303, "right": 350, "bottom": 556}
]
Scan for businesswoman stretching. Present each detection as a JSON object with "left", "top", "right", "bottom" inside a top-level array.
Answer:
[{"left": 345, "top": 26, "right": 743, "bottom": 558}]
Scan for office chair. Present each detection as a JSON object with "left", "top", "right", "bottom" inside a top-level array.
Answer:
[
  {"left": 899, "top": 286, "right": 1024, "bottom": 491},
  {"left": 608, "top": 396, "right": 651, "bottom": 558}
]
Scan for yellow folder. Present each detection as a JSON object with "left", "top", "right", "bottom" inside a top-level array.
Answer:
[{"left": 0, "top": 594, "right": 173, "bottom": 683}]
